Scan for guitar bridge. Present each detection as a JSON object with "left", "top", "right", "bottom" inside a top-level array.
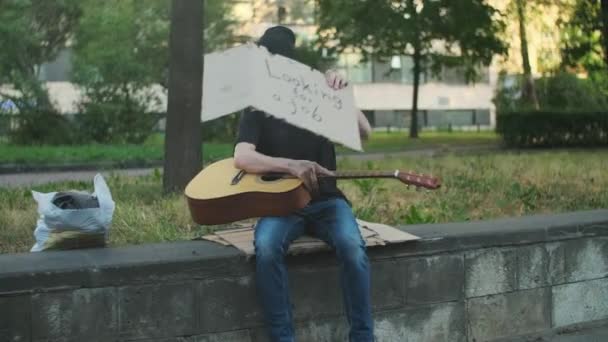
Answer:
[{"left": 231, "top": 170, "right": 246, "bottom": 185}]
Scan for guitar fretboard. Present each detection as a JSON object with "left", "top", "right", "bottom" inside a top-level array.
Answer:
[{"left": 330, "top": 171, "right": 395, "bottom": 179}]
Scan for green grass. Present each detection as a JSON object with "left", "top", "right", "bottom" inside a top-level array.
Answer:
[
  {"left": 0, "top": 131, "right": 499, "bottom": 165},
  {"left": 1, "top": 150, "right": 607, "bottom": 254},
  {"left": 0, "top": 135, "right": 233, "bottom": 165},
  {"left": 336, "top": 130, "right": 499, "bottom": 154},
  {"left": 360, "top": 130, "right": 499, "bottom": 152}
]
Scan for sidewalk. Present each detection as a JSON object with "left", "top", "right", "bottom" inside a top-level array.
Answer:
[{"left": 0, "top": 168, "right": 155, "bottom": 188}]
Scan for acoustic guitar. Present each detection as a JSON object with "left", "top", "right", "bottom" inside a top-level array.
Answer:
[{"left": 185, "top": 158, "right": 441, "bottom": 225}]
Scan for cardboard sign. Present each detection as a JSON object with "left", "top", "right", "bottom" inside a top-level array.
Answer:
[{"left": 202, "top": 43, "right": 362, "bottom": 151}]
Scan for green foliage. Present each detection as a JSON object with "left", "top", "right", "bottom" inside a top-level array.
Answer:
[
  {"left": 72, "top": 0, "right": 239, "bottom": 144},
  {"left": 0, "top": 0, "right": 81, "bottom": 108},
  {"left": 0, "top": 115, "right": 10, "bottom": 137},
  {"left": 560, "top": 0, "right": 605, "bottom": 71},
  {"left": 495, "top": 72, "right": 608, "bottom": 113},
  {"left": 0, "top": 0, "right": 240, "bottom": 145},
  {"left": 72, "top": 0, "right": 165, "bottom": 143},
  {"left": 352, "top": 179, "right": 380, "bottom": 198},
  {"left": 507, "top": 182, "right": 541, "bottom": 212},
  {"left": 535, "top": 72, "right": 608, "bottom": 110},
  {"left": 201, "top": 113, "right": 241, "bottom": 143},
  {"left": 77, "top": 104, "right": 163, "bottom": 144},
  {"left": 351, "top": 178, "right": 386, "bottom": 221},
  {"left": 0, "top": 0, "right": 82, "bottom": 145},
  {"left": 294, "top": 39, "right": 337, "bottom": 72},
  {"left": 317, "top": 0, "right": 506, "bottom": 138},
  {"left": 203, "top": 0, "right": 247, "bottom": 52},
  {"left": 317, "top": 0, "right": 506, "bottom": 81},
  {"left": 496, "top": 111, "right": 608, "bottom": 148},
  {"left": 8, "top": 110, "right": 77, "bottom": 145},
  {"left": 402, "top": 205, "right": 436, "bottom": 224}
]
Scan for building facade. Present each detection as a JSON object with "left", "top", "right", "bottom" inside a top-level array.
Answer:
[
  {"left": 25, "top": 0, "right": 568, "bottom": 131},
  {"left": 231, "top": 0, "right": 498, "bottom": 130}
]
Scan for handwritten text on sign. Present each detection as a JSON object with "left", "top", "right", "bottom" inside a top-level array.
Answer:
[{"left": 201, "top": 44, "right": 362, "bottom": 151}]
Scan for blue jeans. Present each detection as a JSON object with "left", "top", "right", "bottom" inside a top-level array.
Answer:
[{"left": 254, "top": 197, "right": 374, "bottom": 342}]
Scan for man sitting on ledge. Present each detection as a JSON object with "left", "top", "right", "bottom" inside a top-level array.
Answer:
[{"left": 233, "top": 26, "right": 374, "bottom": 342}]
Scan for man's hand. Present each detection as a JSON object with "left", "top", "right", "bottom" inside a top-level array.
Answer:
[
  {"left": 325, "top": 70, "right": 348, "bottom": 90},
  {"left": 324, "top": 70, "right": 372, "bottom": 139},
  {"left": 287, "top": 160, "right": 334, "bottom": 195}
]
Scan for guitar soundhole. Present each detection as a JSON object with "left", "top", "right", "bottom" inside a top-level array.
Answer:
[{"left": 261, "top": 174, "right": 283, "bottom": 182}]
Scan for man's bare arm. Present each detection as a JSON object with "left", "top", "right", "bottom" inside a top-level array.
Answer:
[
  {"left": 325, "top": 70, "right": 372, "bottom": 140},
  {"left": 357, "top": 110, "right": 372, "bottom": 140},
  {"left": 233, "top": 142, "right": 292, "bottom": 174},
  {"left": 233, "top": 142, "right": 333, "bottom": 194}
]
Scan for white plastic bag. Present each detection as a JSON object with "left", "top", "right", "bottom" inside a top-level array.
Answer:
[{"left": 30, "top": 174, "right": 116, "bottom": 252}]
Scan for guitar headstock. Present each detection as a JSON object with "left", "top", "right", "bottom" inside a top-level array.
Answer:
[{"left": 395, "top": 170, "right": 441, "bottom": 190}]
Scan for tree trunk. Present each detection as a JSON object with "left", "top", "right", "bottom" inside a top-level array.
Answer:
[
  {"left": 602, "top": 0, "right": 608, "bottom": 67},
  {"left": 516, "top": 0, "right": 539, "bottom": 109},
  {"left": 409, "top": 0, "right": 420, "bottom": 139},
  {"left": 163, "top": 0, "right": 204, "bottom": 193},
  {"left": 410, "top": 46, "right": 421, "bottom": 139}
]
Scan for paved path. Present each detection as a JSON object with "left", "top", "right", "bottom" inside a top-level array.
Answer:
[
  {"left": 0, "top": 168, "right": 156, "bottom": 188},
  {"left": 0, "top": 145, "right": 498, "bottom": 188}
]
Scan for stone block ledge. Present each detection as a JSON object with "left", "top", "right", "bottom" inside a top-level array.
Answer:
[{"left": 1, "top": 209, "right": 607, "bottom": 342}]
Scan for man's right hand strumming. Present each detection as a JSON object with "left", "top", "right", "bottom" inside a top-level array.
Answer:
[
  {"left": 235, "top": 142, "right": 334, "bottom": 196},
  {"left": 286, "top": 160, "right": 334, "bottom": 195}
]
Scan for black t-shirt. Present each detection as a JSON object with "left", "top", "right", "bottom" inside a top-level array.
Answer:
[{"left": 236, "top": 108, "right": 345, "bottom": 201}]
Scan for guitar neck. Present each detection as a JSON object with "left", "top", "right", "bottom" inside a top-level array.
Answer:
[
  {"left": 327, "top": 170, "right": 397, "bottom": 180},
  {"left": 278, "top": 170, "right": 396, "bottom": 180},
  {"left": 267, "top": 169, "right": 441, "bottom": 190}
]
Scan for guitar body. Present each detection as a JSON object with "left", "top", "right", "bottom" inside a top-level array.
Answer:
[
  {"left": 185, "top": 158, "right": 311, "bottom": 225},
  {"left": 185, "top": 158, "right": 440, "bottom": 225}
]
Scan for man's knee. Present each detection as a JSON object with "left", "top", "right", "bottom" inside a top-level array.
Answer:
[
  {"left": 255, "top": 236, "right": 284, "bottom": 263},
  {"left": 335, "top": 237, "right": 367, "bottom": 264}
]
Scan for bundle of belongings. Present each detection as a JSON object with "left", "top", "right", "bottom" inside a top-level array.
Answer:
[{"left": 30, "top": 174, "right": 115, "bottom": 252}]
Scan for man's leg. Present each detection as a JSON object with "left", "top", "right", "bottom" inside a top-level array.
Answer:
[
  {"left": 254, "top": 215, "right": 306, "bottom": 342},
  {"left": 308, "top": 198, "right": 374, "bottom": 342}
]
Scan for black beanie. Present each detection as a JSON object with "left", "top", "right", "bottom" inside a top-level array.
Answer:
[{"left": 257, "top": 26, "right": 296, "bottom": 59}]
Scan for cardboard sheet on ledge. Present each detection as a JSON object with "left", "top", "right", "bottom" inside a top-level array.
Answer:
[{"left": 198, "top": 219, "right": 420, "bottom": 256}]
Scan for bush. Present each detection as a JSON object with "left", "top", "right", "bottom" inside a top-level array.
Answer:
[
  {"left": 535, "top": 72, "right": 608, "bottom": 110},
  {"left": 201, "top": 112, "right": 240, "bottom": 143},
  {"left": 495, "top": 72, "right": 608, "bottom": 113},
  {"left": 9, "top": 110, "right": 77, "bottom": 145},
  {"left": 0, "top": 114, "right": 12, "bottom": 137},
  {"left": 497, "top": 111, "right": 608, "bottom": 148},
  {"left": 77, "top": 102, "right": 161, "bottom": 144}
]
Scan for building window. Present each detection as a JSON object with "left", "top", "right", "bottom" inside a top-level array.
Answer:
[
  {"left": 425, "top": 65, "right": 490, "bottom": 85},
  {"left": 426, "top": 109, "right": 490, "bottom": 128},
  {"left": 336, "top": 53, "right": 372, "bottom": 83}
]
